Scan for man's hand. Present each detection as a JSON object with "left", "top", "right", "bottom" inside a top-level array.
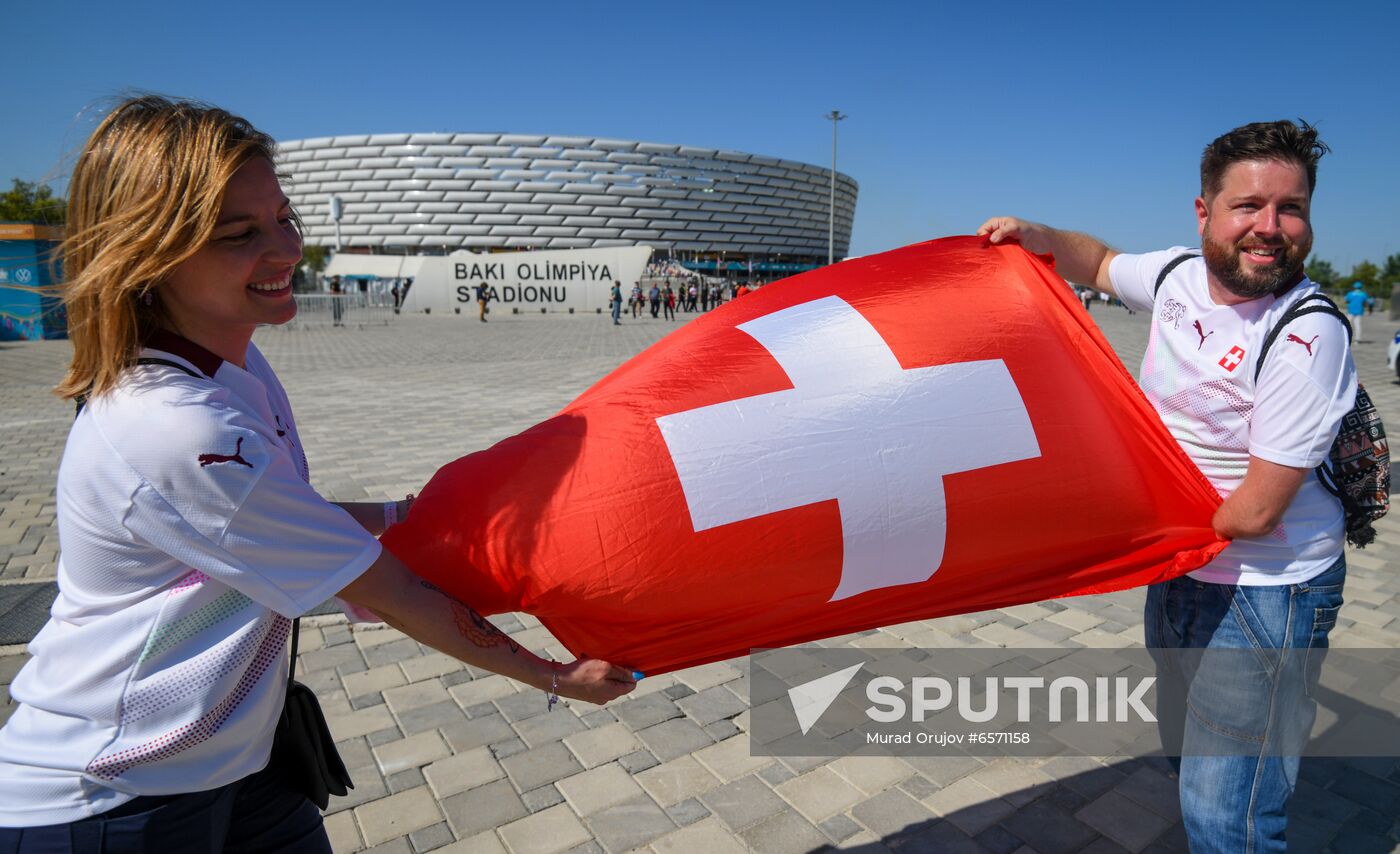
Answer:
[
  {"left": 977, "top": 217, "right": 1058, "bottom": 255},
  {"left": 976, "top": 216, "right": 1119, "bottom": 294}
]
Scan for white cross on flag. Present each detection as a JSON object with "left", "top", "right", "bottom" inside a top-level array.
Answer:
[
  {"left": 656, "top": 296, "right": 1041, "bottom": 600},
  {"left": 384, "top": 237, "right": 1227, "bottom": 674}
]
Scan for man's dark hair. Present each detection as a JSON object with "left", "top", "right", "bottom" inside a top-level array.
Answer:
[{"left": 1200, "top": 119, "right": 1329, "bottom": 199}]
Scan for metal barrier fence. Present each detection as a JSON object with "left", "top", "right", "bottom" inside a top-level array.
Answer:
[{"left": 284, "top": 293, "right": 396, "bottom": 328}]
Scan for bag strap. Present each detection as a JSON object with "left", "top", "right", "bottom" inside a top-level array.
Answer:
[
  {"left": 1153, "top": 252, "right": 1200, "bottom": 298},
  {"left": 74, "top": 357, "right": 204, "bottom": 417},
  {"left": 1253, "top": 293, "right": 1350, "bottom": 383},
  {"left": 288, "top": 617, "right": 301, "bottom": 689}
]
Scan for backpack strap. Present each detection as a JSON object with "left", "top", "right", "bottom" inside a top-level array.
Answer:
[
  {"left": 1253, "top": 293, "right": 1350, "bottom": 383},
  {"left": 1153, "top": 252, "right": 1201, "bottom": 298},
  {"left": 74, "top": 357, "right": 204, "bottom": 418}
]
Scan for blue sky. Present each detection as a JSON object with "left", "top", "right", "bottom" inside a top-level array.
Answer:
[{"left": 6, "top": 0, "right": 1396, "bottom": 271}]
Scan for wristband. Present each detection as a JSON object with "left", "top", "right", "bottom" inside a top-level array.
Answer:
[
  {"left": 547, "top": 661, "right": 560, "bottom": 712},
  {"left": 383, "top": 494, "right": 416, "bottom": 531}
]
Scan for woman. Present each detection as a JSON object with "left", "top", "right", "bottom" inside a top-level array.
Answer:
[{"left": 0, "top": 96, "right": 634, "bottom": 850}]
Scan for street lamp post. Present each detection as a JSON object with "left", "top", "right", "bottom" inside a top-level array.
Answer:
[{"left": 826, "top": 110, "right": 846, "bottom": 266}]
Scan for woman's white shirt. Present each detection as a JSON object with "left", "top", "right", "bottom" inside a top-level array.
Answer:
[{"left": 0, "top": 336, "right": 381, "bottom": 826}]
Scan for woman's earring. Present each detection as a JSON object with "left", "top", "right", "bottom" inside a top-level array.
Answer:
[{"left": 142, "top": 291, "right": 153, "bottom": 306}]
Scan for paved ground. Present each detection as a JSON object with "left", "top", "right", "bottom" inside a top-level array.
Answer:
[{"left": 2, "top": 301, "right": 1398, "bottom": 853}]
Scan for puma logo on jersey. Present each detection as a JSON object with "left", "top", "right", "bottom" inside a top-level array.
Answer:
[
  {"left": 1287, "top": 333, "right": 1318, "bottom": 356},
  {"left": 198, "top": 436, "right": 253, "bottom": 469},
  {"left": 1193, "top": 320, "right": 1215, "bottom": 350}
]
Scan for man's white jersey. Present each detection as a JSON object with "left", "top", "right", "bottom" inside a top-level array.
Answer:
[{"left": 1112, "top": 249, "right": 1356, "bottom": 585}]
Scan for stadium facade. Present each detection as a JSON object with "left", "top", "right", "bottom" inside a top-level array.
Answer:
[{"left": 277, "top": 133, "right": 858, "bottom": 275}]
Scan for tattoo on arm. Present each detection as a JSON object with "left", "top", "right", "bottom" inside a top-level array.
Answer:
[{"left": 420, "top": 580, "right": 520, "bottom": 653}]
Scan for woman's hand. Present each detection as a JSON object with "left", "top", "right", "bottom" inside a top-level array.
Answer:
[{"left": 553, "top": 658, "right": 637, "bottom": 705}]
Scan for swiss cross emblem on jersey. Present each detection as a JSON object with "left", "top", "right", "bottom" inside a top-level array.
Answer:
[{"left": 1218, "top": 345, "right": 1246, "bottom": 373}]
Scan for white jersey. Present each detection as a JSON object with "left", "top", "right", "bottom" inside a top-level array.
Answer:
[
  {"left": 0, "top": 332, "right": 381, "bottom": 826},
  {"left": 1112, "top": 249, "right": 1356, "bottom": 585}
]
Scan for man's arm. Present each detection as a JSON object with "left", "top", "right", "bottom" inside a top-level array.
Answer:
[
  {"left": 1211, "top": 456, "right": 1309, "bottom": 540},
  {"left": 977, "top": 217, "right": 1119, "bottom": 295},
  {"left": 338, "top": 550, "right": 636, "bottom": 705}
]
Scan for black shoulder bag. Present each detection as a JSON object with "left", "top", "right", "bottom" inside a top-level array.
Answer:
[{"left": 274, "top": 618, "right": 354, "bottom": 809}]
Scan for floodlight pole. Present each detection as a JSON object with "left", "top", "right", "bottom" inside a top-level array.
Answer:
[{"left": 826, "top": 110, "right": 846, "bottom": 266}]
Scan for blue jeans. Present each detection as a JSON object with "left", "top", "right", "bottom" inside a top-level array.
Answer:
[
  {"left": 0, "top": 760, "right": 330, "bottom": 853},
  {"left": 1145, "top": 555, "right": 1345, "bottom": 854}
]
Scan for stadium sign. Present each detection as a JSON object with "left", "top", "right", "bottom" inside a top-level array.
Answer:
[{"left": 323, "top": 245, "right": 652, "bottom": 315}]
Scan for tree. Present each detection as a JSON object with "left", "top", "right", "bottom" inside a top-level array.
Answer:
[
  {"left": 0, "top": 179, "right": 66, "bottom": 225},
  {"left": 1305, "top": 258, "right": 1338, "bottom": 290},
  {"left": 1347, "top": 261, "right": 1381, "bottom": 297},
  {"left": 1382, "top": 252, "right": 1400, "bottom": 288},
  {"left": 301, "top": 244, "right": 329, "bottom": 273}
]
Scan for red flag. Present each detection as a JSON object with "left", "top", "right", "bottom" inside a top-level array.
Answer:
[{"left": 383, "top": 236, "right": 1226, "bottom": 674}]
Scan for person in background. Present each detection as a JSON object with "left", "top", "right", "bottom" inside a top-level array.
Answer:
[
  {"left": 476, "top": 281, "right": 490, "bottom": 323},
  {"left": 1345, "top": 280, "right": 1367, "bottom": 342},
  {"left": 0, "top": 95, "right": 635, "bottom": 850},
  {"left": 610, "top": 280, "right": 622, "bottom": 326}
]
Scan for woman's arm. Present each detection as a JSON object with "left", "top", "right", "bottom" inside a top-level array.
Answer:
[
  {"left": 334, "top": 497, "right": 414, "bottom": 537},
  {"left": 337, "top": 549, "right": 636, "bottom": 705}
]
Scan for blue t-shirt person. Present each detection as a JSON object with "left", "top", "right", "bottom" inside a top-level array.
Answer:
[{"left": 1345, "top": 282, "right": 1368, "bottom": 316}]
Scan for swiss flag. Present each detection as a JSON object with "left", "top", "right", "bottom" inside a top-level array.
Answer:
[{"left": 383, "top": 237, "right": 1226, "bottom": 674}]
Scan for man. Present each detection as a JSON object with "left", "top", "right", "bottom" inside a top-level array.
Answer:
[
  {"left": 980, "top": 120, "right": 1353, "bottom": 854},
  {"left": 610, "top": 281, "right": 622, "bottom": 326},
  {"left": 649, "top": 283, "right": 661, "bottom": 318},
  {"left": 475, "top": 281, "right": 490, "bottom": 323},
  {"left": 1345, "top": 280, "right": 1367, "bottom": 342}
]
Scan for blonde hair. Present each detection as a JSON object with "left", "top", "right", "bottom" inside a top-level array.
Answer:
[{"left": 55, "top": 95, "right": 277, "bottom": 400}]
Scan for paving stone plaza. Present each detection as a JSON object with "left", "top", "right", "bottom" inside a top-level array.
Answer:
[{"left": 2, "top": 301, "right": 1398, "bottom": 852}]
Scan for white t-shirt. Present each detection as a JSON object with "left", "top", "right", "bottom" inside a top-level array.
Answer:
[
  {"left": 1112, "top": 249, "right": 1356, "bottom": 585},
  {"left": 0, "top": 333, "right": 382, "bottom": 826}
]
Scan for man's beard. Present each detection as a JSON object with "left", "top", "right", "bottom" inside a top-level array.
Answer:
[{"left": 1201, "top": 221, "right": 1310, "bottom": 299}]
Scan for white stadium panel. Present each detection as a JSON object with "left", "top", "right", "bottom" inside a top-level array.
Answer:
[
  {"left": 518, "top": 215, "right": 566, "bottom": 226},
  {"left": 452, "top": 133, "right": 502, "bottom": 145},
  {"left": 504, "top": 236, "right": 551, "bottom": 247},
  {"left": 501, "top": 203, "right": 551, "bottom": 214}
]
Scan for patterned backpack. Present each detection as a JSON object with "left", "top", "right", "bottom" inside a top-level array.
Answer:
[
  {"left": 1256, "top": 293, "right": 1390, "bottom": 548},
  {"left": 1154, "top": 254, "right": 1390, "bottom": 548}
]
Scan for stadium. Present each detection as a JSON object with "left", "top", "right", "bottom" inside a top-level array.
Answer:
[{"left": 276, "top": 132, "right": 858, "bottom": 277}]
